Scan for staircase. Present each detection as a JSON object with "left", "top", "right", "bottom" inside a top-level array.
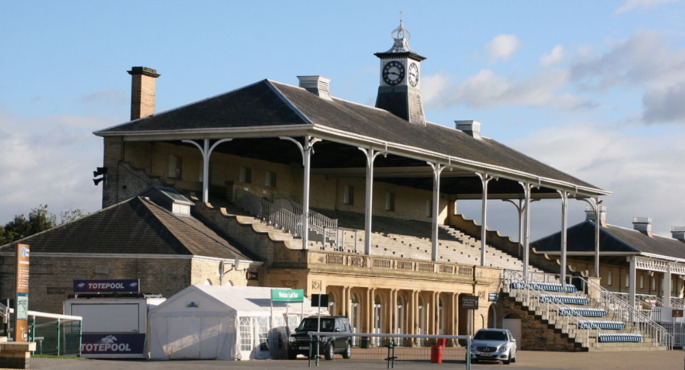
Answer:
[{"left": 502, "top": 270, "right": 672, "bottom": 351}]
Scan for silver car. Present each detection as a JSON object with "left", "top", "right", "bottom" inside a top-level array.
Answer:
[{"left": 468, "top": 328, "right": 517, "bottom": 364}]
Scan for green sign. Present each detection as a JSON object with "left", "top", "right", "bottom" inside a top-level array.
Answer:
[{"left": 271, "top": 289, "right": 304, "bottom": 302}]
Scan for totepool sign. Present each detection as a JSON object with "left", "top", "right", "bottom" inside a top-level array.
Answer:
[
  {"left": 73, "top": 279, "right": 140, "bottom": 294},
  {"left": 271, "top": 289, "right": 304, "bottom": 302},
  {"left": 81, "top": 333, "right": 146, "bottom": 355}
]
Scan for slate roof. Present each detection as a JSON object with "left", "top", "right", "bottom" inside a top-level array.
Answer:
[
  {"left": 95, "top": 79, "right": 605, "bottom": 195},
  {"left": 0, "top": 197, "right": 251, "bottom": 260},
  {"left": 532, "top": 220, "right": 685, "bottom": 260}
]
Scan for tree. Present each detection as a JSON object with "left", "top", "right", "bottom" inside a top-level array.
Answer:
[{"left": 0, "top": 205, "right": 87, "bottom": 245}]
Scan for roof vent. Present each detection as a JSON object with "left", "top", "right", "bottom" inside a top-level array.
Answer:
[
  {"left": 632, "top": 217, "right": 652, "bottom": 237},
  {"left": 297, "top": 76, "right": 332, "bottom": 101},
  {"left": 672, "top": 226, "right": 685, "bottom": 242},
  {"left": 585, "top": 205, "right": 607, "bottom": 226},
  {"left": 141, "top": 186, "right": 194, "bottom": 216},
  {"left": 455, "top": 120, "right": 481, "bottom": 140}
]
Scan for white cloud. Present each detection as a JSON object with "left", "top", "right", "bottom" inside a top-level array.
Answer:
[
  {"left": 484, "top": 34, "right": 520, "bottom": 61},
  {"left": 432, "top": 68, "right": 592, "bottom": 110},
  {"left": 421, "top": 71, "right": 452, "bottom": 108},
  {"left": 569, "top": 30, "right": 685, "bottom": 124},
  {"left": 540, "top": 45, "right": 564, "bottom": 66},
  {"left": 0, "top": 109, "right": 104, "bottom": 224},
  {"left": 614, "top": 0, "right": 678, "bottom": 14},
  {"left": 510, "top": 123, "right": 685, "bottom": 237}
]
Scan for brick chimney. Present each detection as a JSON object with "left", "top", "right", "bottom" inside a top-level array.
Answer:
[
  {"left": 128, "top": 66, "right": 160, "bottom": 120},
  {"left": 632, "top": 217, "right": 652, "bottom": 237},
  {"left": 297, "top": 76, "right": 332, "bottom": 101},
  {"left": 672, "top": 226, "right": 685, "bottom": 242}
]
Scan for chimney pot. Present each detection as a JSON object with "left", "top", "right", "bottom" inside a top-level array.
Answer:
[
  {"left": 128, "top": 66, "right": 160, "bottom": 120},
  {"left": 632, "top": 216, "right": 653, "bottom": 236},
  {"left": 297, "top": 76, "right": 332, "bottom": 101},
  {"left": 455, "top": 120, "right": 482, "bottom": 139}
]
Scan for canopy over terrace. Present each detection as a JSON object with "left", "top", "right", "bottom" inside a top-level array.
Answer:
[{"left": 94, "top": 78, "right": 610, "bottom": 278}]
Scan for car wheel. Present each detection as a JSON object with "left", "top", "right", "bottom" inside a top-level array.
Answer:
[
  {"left": 342, "top": 342, "right": 351, "bottom": 359},
  {"left": 324, "top": 343, "right": 334, "bottom": 360},
  {"left": 287, "top": 350, "right": 298, "bottom": 360},
  {"left": 503, "top": 352, "right": 511, "bottom": 365}
]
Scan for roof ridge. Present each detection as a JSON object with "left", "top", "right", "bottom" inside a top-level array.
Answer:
[
  {"left": 265, "top": 79, "right": 315, "bottom": 125},
  {"left": 95, "top": 79, "right": 272, "bottom": 135}
]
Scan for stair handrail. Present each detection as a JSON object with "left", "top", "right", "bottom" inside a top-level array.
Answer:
[
  {"left": 580, "top": 276, "right": 672, "bottom": 349},
  {"left": 235, "top": 190, "right": 301, "bottom": 237},
  {"left": 502, "top": 270, "right": 603, "bottom": 349}
]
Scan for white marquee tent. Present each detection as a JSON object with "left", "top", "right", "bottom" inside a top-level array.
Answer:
[{"left": 147, "top": 285, "right": 323, "bottom": 360}]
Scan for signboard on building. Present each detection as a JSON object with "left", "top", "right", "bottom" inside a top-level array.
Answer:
[
  {"left": 672, "top": 309, "right": 683, "bottom": 318},
  {"left": 488, "top": 293, "right": 499, "bottom": 302},
  {"left": 271, "top": 289, "right": 304, "bottom": 302},
  {"left": 15, "top": 244, "right": 29, "bottom": 342},
  {"left": 461, "top": 295, "right": 479, "bottom": 310},
  {"left": 81, "top": 333, "right": 146, "bottom": 356},
  {"left": 73, "top": 279, "right": 140, "bottom": 294}
]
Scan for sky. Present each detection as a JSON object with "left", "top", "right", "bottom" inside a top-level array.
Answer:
[{"left": 1, "top": 0, "right": 684, "bottom": 241}]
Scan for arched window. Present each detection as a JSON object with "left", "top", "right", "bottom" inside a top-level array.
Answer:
[
  {"left": 350, "top": 293, "right": 361, "bottom": 346},
  {"left": 418, "top": 296, "right": 426, "bottom": 345}
]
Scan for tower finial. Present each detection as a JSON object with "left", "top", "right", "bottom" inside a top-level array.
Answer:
[{"left": 387, "top": 15, "right": 412, "bottom": 53}]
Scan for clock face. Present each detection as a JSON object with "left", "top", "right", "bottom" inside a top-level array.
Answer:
[
  {"left": 382, "top": 61, "right": 405, "bottom": 86},
  {"left": 408, "top": 62, "right": 419, "bottom": 87}
]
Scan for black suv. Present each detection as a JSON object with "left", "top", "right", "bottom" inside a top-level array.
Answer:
[{"left": 288, "top": 316, "right": 352, "bottom": 360}]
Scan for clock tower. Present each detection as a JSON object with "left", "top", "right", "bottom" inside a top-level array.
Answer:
[{"left": 375, "top": 21, "right": 426, "bottom": 125}]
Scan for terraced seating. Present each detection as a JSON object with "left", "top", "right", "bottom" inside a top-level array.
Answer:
[
  {"left": 558, "top": 307, "right": 607, "bottom": 317},
  {"left": 539, "top": 294, "right": 589, "bottom": 305},
  {"left": 578, "top": 320, "right": 625, "bottom": 330},
  {"left": 598, "top": 333, "right": 642, "bottom": 343},
  {"left": 510, "top": 280, "right": 578, "bottom": 293}
]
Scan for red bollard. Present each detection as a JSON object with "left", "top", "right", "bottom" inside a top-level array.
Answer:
[
  {"left": 437, "top": 338, "right": 447, "bottom": 347},
  {"left": 430, "top": 344, "right": 443, "bottom": 364}
]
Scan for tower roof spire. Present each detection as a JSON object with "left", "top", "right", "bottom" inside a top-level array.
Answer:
[{"left": 386, "top": 15, "right": 413, "bottom": 53}]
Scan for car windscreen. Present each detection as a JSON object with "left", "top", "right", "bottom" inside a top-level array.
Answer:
[
  {"left": 296, "top": 318, "right": 335, "bottom": 332},
  {"left": 474, "top": 330, "right": 507, "bottom": 341}
]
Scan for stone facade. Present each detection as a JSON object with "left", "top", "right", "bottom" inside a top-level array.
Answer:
[{"left": 0, "top": 253, "right": 247, "bottom": 314}]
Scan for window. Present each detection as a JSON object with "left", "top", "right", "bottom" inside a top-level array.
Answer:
[
  {"left": 626, "top": 273, "right": 629, "bottom": 288},
  {"left": 639, "top": 275, "right": 644, "bottom": 289},
  {"left": 651, "top": 276, "right": 656, "bottom": 291},
  {"left": 168, "top": 155, "right": 182, "bottom": 179},
  {"left": 385, "top": 192, "right": 395, "bottom": 212},
  {"left": 426, "top": 199, "right": 432, "bottom": 218},
  {"left": 607, "top": 271, "right": 613, "bottom": 286},
  {"left": 265, "top": 171, "right": 277, "bottom": 187},
  {"left": 343, "top": 184, "right": 354, "bottom": 205},
  {"left": 239, "top": 167, "right": 252, "bottom": 183},
  {"left": 239, "top": 317, "right": 252, "bottom": 351}
]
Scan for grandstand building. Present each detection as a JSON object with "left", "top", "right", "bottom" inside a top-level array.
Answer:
[{"left": 5, "top": 23, "right": 672, "bottom": 351}]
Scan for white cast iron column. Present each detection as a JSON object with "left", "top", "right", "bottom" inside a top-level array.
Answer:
[
  {"left": 281, "top": 136, "right": 320, "bottom": 250},
  {"left": 182, "top": 138, "right": 233, "bottom": 203},
  {"left": 359, "top": 147, "right": 384, "bottom": 255},
  {"left": 428, "top": 162, "right": 446, "bottom": 261},
  {"left": 477, "top": 173, "right": 495, "bottom": 267}
]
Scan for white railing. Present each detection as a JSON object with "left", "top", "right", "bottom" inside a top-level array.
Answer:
[
  {"left": 502, "top": 270, "right": 600, "bottom": 349},
  {"left": 235, "top": 190, "right": 339, "bottom": 245},
  {"left": 581, "top": 277, "right": 672, "bottom": 349},
  {"left": 235, "top": 189, "right": 302, "bottom": 236}
]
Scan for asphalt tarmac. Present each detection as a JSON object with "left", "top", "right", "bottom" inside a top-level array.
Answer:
[{"left": 23, "top": 349, "right": 685, "bottom": 370}]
